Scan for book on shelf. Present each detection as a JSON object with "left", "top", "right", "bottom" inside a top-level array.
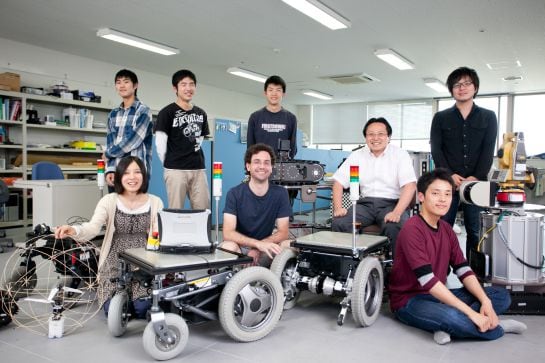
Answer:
[
  {"left": 0, "top": 98, "right": 22, "bottom": 121},
  {"left": 9, "top": 100, "right": 21, "bottom": 121}
]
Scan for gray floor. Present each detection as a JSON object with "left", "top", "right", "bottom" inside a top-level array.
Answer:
[{"left": 1, "top": 214, "right": 544, "bottom": 363}]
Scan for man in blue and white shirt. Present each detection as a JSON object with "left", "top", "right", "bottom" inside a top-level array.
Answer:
[{"left": 105, "top": 69, "right": 153, "bottom": 191}]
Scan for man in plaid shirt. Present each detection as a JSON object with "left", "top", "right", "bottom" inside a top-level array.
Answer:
[{"left": 105, "top": 69, "right": 153, "bottom": 191}]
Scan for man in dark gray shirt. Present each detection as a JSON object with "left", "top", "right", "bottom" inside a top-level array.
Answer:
[
  {"left": 430, "top": 66, "right": 497, "bottom": 258},
  {"left": 247, "top": 75, "right": 297, "bottom": 159}
]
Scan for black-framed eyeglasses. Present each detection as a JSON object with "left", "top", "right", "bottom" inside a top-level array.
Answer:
[{"left": 452, "top": 81, "right": 473, "bottom": 89}]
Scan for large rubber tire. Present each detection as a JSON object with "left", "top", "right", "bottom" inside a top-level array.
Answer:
[
  {"left": 270, "top": 249, "right": 300, "bottom": 310},
  {"left": 0, "top": 292, "right": 17, "bottom": 327},
  {"left": 6, "top": 266, "right": 38, "bottom": 299},
  {"left": 351, "top": 257, "right": 383, "bottom": 327},
  {"left": 219, "top": 266, "right": 283, "bottom": 342},
  {"left": 107, "top": 291, "right": 130, "bottom": 337},
  {"left": 142, "top": 313, "right": 189, "bottom": 361}
]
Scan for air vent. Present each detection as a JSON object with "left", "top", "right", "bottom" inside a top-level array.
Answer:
[
  {"left": 326, "top": 73, "right": 380, "bottom": 84},
  {"left": 502, "top": 75, "right": 523, "bottom": 81}
]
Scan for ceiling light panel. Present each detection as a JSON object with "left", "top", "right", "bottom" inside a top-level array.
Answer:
[
  {"left": 227, "top": 67, "right": 268, "bottom": 83},
  {"left": 282, "top": 0, "right": 350, "bottom": 30},
  {"left": 423, "top": 78, "right": 448, "bottom": 93},
  {"left": 374, "top": 48, "right": 414, "bottom": 70},
  {"left": 302, "top": 89, "right": 333, "bottom": 100},
  {"left": 97, "top": 28, "right": 179, "bottom": 56}
]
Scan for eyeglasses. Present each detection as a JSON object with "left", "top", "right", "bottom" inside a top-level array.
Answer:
[
  {"left": 452, "top": 81, "right": 473, "bottom": 89},
  {"left": 366, "top": 132, "right": 388, "bottom": 138}
]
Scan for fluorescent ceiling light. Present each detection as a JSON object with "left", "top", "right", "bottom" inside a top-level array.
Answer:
[
  {"left": 302, "top": 89, "right": 333, "bottom": 100},
  {"left": 374, "top": 48, "right": 415, "bottom": 70},
  {"left": 227, "top": 67, "right": 268, "bottom": 83},
  {"left": 282, "top": 0, "right": 350, "bottom": 30},
  {"left": 423, "top": 78, "right": 448, "bottom": 93},
  {"left": 97, "top": 28, "right": 179, "bottom": 56},
  {"left": 486, "top": 60, "right": 522, "bottom": 70}
]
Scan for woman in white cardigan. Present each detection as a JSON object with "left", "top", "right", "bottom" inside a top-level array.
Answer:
[{"left": 55, "top": 156, "right": 163, "bottom": 306}]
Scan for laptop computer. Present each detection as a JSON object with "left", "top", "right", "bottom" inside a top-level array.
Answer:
[{"left": 157, "top": 209, "right": 214, "bottom": 254}]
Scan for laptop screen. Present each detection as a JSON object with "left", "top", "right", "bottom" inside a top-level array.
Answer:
[{"left": 158, "top": 209, "right": 212, "bottom": 248}]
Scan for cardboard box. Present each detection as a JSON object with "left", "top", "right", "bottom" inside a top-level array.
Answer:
[{"left": 0, "top": 72, "right": 21, "bottom": 92}]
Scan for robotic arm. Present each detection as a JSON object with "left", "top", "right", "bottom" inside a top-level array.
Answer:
[
  {"left": 495, "top": 132, "right": 535, "bottom": 205},
  {"left": 460, "top": 132, "right": 536, "bottom": 207}
]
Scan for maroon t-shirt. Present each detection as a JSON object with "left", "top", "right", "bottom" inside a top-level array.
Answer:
[{"left": 389, "top": 214, "right": 474, "bottom": 312}]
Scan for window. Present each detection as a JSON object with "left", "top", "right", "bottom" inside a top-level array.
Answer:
[
  {"left": 513, "top": 94, "right": 545, "bottom": 156},
  {"left": 367, "top": 101, "right": 432, "bottom": 151}
]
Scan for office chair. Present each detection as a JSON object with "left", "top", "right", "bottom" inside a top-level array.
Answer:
[
  {"left": 0, "top": 179, "right": 14, "bottom": 253},
  {"left": 31, "top": 161, "right": 64, "bottom": 180}
]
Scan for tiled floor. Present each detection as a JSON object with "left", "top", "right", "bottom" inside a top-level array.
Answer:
[{"left": 1, "top": 217, "right": 545, "bottom": 363}]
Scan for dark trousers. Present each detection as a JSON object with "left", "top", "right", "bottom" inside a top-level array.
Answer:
[
  {"left": 442, "top": 192, "right": 483, "bottom": 258},
  {"left": 331, "top": 197, "right": 409, "bottom": 256}
]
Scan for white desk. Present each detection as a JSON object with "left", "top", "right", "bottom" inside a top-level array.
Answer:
[{"left": 13, "top": 179, "right": 103, "bottom": 227}]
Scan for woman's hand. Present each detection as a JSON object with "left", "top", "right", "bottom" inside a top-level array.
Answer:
[{"left": 55, "top": 225, "right": 76, "bottom": 239}]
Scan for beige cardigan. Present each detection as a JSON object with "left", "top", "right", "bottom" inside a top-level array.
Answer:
[{"left": 73, "top": 193, "right": 164, "bottom": 271}]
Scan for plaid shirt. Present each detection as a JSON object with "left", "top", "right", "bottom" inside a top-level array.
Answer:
[{"left": 105, "top": 98, "right": 153, "bottom": 174}]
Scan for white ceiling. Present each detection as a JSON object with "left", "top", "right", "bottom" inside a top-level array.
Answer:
[{"left": 1, "top": 0, "right": 544, "bottom": 105}]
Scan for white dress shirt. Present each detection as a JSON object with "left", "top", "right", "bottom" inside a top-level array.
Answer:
[{"left": 332, "top": 144, "right": 416, "bottom": 199}]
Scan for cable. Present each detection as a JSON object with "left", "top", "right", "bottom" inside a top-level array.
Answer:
[
  {"left": 477, "top": 224, "right": 497, "bottom": 252},
  {"left": 477, "top": 211, "right": 506, "bottom": 252},
  {"left": 66, "top": 216, "right": 89, "bottom": 225},
  {"left": 496, "top": 217, "right": 545, "bottom": 270}
]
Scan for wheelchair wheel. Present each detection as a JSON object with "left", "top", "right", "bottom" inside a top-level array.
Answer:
[
  {"left": 351, "top": 257, "right": 383, "bottom": 327},
  {"left": 143, "top": 313, "right": 189, "bottom": 361},
  {"left": 107, "top": 291, "right": 130, "bottom": 337},
  {"left": 0, "top": 290, "right": 17, "bottom": 326},
  {"left": 219, "top": 266, "right": 283, "bottom": 342},
  {"left": 6, "top": 266, "right": 37, "bottom": 299},
  {"left": 270, "top": 249, "right": 300, "bottom": 310}
]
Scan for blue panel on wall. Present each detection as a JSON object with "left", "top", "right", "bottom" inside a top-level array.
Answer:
[
  {"left": 213, "top": 119, "right": 247, "bottom": 225},
  {"left": 148, "top": 121, "right": 352, "bottom": 226}
]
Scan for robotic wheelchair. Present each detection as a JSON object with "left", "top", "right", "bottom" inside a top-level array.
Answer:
[
  {"left": 107, "top": 209, "right": 284, "bottom": 361},
  {"left": 271, "top": 231, "right": 389, "bottom": 327}
]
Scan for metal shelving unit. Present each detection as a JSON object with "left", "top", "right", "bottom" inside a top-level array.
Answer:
[{"left": 0, "top": 89, "right": 110, "bottom": 228}]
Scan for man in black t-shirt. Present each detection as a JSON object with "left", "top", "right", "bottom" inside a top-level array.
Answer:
[
  {"left": 221, "top": 143, "right": 292, "bottom": 267},
  {"left": 155, "top": 69, "right": 210, "bottom": 209}
]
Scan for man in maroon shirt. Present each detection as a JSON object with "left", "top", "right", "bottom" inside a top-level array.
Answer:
[{"left": 389, "top": 168, "right": 526, "bottom": 345}]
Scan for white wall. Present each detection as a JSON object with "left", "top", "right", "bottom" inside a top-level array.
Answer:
[{"left": 0, "top": 37, "right": 278, "bottom": 126}]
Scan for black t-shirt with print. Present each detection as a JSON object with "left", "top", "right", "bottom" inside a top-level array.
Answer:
[{"left": 155, "top": 103, "right": 210, "bottom": 170}]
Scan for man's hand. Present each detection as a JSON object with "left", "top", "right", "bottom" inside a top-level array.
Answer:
[
  {"left": 255, "top": 241, "right": 282, "bottom": 259},
  {"left": 384, "top": 211, "right": 401, "bottom": 223},
  {"left": 469, "top": 311, "right": 492, "bottom": 333},
  {"left": 106, "top": 173, "right": 115, "bottom": 187},
  {"left": 480, "top": 299, "right": 499, "bottom": 329},
  {"left": 451, "top": 173, "right": 465, "bottom": 188},
  {"left": 247, "top": 249, "right": 261, "bottom": 266},
  {"left": 333, "top": 207, "right": 348, "bottom": 218}
]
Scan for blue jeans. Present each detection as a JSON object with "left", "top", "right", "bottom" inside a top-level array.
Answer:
[
  {"left": 395, "top": 286, "right": 511, "bottom": 341},
  {"left": 442, "top": 192, "right": 483, "bottom": 258}
]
